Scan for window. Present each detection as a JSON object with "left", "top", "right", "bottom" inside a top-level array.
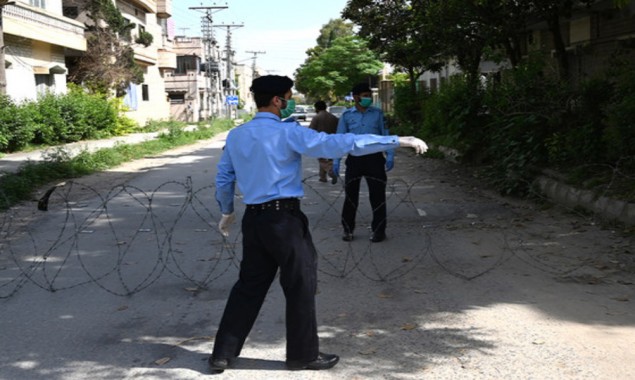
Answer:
[
  {"left": 176, "top": 56, "right": 199, "bottom": 75},
  {"left": 142, "top": 84, "right": 149, "bottom": 101},
  {"left": 29, "top": 0, "right": 46, "bottom": 8},
  {"left": 63, "top": 6, "right": 78, "bottom": 18},
  {"left": 168, "top": 93, "right": 185, "bottom": 104},
  {"left": 35, "top": 74, "right": 53, "bottom": 96}
]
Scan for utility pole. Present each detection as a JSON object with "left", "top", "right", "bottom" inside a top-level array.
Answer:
[
  {"left": 215, "top": 23, "right": 243, "bottom": 119},
  {"left": 0, "top": 1, "right": 15, "bottom": 96},
  {"left": 190, "top": 5, "right": 227, "bottom": 120},
  {"left": 245, "top": 50, "right": 265, "bottom": 79}
]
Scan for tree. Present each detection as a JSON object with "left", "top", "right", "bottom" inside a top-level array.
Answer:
[
  {"left": 294, "top": 35, "right": 383, "bottom": 102},
  {"left": 342, "top": 0, "right": 445, "bottom": 96},
  {"left": 521, "top": 0, "right": 632, "bottom": 80},
  {"left": 67, "top": 0, "right": 143, "bottom": 94},
  {"left": 316, "top": 18, "right": 354, "bottom": 49}
]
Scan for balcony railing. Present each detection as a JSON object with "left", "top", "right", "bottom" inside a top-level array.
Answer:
[
  {"left": 124, "top": 0, "right": 157, "bottom": 14},
  {"left": 3, "top": 3, "right": 86, "bottom": 51}
]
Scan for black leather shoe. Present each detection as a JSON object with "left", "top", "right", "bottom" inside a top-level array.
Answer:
[
  {"left": 342, "top": 232, "right": 354, "bottom": 241},
  {"left": 370, "top": 232, "right": 386, "bottom": 242},
  {"left": 208, "top": 356, "right": 233, "bottom": 373},
  {"left": 330, "top": 174, "right": 338, "bottom": 185},
  {"left": 286, "top": 352, "right": 340, "bottom": 370}
]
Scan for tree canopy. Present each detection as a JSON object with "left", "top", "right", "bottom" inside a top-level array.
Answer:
[
  {"left": 342, "top": 0, "right": 633, "bottom": 84},
  {"left": 294, "top": 20, "right": 383, "bottom": 102},
  {"left": 68, "top": 0, "right": 144, "bottom": 94}
]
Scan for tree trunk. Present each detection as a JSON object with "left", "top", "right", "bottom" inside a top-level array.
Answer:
[
  {"left": 0, "top": 7, "right": 7, "bottom": 96},
  {"left": 547, "top": 11, "right": 569, "bottom": 80},
  {"left": 408, "top": 67, "right": 418, "bottom": 96}
]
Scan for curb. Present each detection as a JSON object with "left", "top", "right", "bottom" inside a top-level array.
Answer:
[
  {"left": 535, "top": 175, "right": 635, "bottom": 226},
  {"left": 436, "top": 145, "right": 635, "bottom": 227}
]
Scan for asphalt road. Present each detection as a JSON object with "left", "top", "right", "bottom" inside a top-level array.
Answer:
[{"left": 1, "top": 131, "right": 634, "bottom": 379}]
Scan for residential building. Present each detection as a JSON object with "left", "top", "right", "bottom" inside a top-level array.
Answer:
[
  {"left": 525, "top": 0, "right": 635, "bottom": 82},
  {"left": 2, "top": 0, "right": 86, "bottom": 100},
  {"left": 2, "top": 0, "right": 177, "bottom": 126},
  {"left": 164, "top": 35, "right": 223, "bottom": 122},
  {"left": 110, "top": 0, "right": 176, "bottom": 125},
  {"left": 415, "top": 0, "right": 635, "bottom": 91},
  {"left": 234, "top": 63, "right": 255, "bottom": 115}
]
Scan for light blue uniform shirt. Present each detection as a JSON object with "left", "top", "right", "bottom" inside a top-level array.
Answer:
[
  {"left": 336, "top": 105, "right": 394, "bottom": 160},
  {"left": 216, "top": 112, "right": 400, "bottom": 214}
]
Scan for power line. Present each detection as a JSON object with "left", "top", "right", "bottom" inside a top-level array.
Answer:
[
  {"left": 189, "top": 4, "right": 228, "bottom": 120},
  {"left": 245, "top": 50, "right": 266, "bottom": 78}
]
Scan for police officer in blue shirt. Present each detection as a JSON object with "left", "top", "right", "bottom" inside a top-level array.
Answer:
[
  {"left": 333, "top": 83, "right": 394, "bottom": 243},
  {"left": 209, "top": 75, "right": 428, "bottom": 373}
]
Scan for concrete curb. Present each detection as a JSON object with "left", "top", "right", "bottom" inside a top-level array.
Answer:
[
  {"left": 435, "top": 145, "right": 635, "bottom": 226},
  {"left": 535, "top": 175, "right": 635, "bottom": 226}
]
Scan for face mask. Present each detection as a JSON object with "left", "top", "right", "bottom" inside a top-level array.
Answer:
[
  {"left": 359, "top": 97, "right": 373, "bottom": 108},
  {"left": 279, "top": 98, "right": 296, "bottom": 118}
]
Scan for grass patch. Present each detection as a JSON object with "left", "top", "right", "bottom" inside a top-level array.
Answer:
[{"left": 0, "top": 119, "right": 234, "bottom": 210}]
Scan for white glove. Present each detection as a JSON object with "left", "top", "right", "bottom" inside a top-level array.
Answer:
[
  {"left": 218, "top": 213, "right": 235, "bottom": 237},
  {"left": 398, "top": 136, "right": 428, "bottom": 155}
]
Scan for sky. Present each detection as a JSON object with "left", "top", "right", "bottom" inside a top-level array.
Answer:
[{"left": 170, "top": 0, "right": 351, "bottom": 79}]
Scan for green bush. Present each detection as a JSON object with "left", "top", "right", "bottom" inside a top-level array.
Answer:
[
  {"left": 603, "top": 56, "right": 635, "bottom": 161},
  {"left": 0, "top": 96, "right": 36, "bottom": 152},
  {"left": 481, "top": 56, "right": 569, "bottom": 195},
  {"left": 392, "top": 82, "right": 427, "bottom": 135},
  {"left": 0, "top": 87, "right": 137, "bottom": 153},
  {"left": 421, "top": 75, "right": 486, "bottom": 161}
]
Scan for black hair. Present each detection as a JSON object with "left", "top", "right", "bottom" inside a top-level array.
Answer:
[
  {"left": 253, "top": 92, "right": 284, "bottom": 108},
  {"left": 351, "top": 82, "right": 372, "bottom": 95},
  {"left": 314, "top": 100, "right": 327, "bottom": 111}
]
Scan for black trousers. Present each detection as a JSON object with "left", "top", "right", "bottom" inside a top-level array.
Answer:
[
  {"left": 342, "top": 153, "right": 387, "bottom": 235},
  {"left": 211, "top": 207, "right": 319, "bottom": 362}
]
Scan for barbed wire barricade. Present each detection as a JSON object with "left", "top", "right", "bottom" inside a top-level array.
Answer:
[{"left": 1, "top": 169, "right": 628, "bottom": 300}]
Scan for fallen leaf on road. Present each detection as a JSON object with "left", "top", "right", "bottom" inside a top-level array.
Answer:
[
  {"left": 611, "top": 296, "right": 630, "bottom": 302},
  {"left": 378, "top": 292, "right": 393, "bottom": 299},
  {"left": 359, "top": 348, "right": 376, "bottom": 355},
  {"left": 401, "top": 323, "right": 417, "bottom": 330},
  {"left": 174, "top": 336, "right": 214, "bottom": 346},
  {"left": 155, "top": 357, "right": 170, "bottom": 365},
  {"left": 117, "top": 305, "right": 128, "bottom": 311}
]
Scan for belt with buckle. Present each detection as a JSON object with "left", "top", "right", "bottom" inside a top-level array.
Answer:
[{"left": 246, "top": 198, "right": 300, "bottom": 211}]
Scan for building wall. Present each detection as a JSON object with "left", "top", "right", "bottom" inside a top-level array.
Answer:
[
  {"left": 117, "top": 0, "right": 171, "bottom": 125},
  {"left": 3, "top": 1, "right": 86, "bottom": 102}
]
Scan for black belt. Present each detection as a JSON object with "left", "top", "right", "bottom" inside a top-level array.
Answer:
[{"left": 246, "top": 198, "right": 300, "bottom": 211}]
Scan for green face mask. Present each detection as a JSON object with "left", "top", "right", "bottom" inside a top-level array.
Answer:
[
  {"left": 280, "top": 98, "right": 296, "bottom": 118},
  {"left": 359, "top": 97, "right": 373, "bottom": 108}
]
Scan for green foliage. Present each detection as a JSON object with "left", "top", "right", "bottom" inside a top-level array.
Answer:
[
  {"left": 391, "top": 82, "right": 427, "bottom": 134},
  {"left": 0, "top": 89, "right": 137, "bottom": 153},
  {"left": 135, "top": 30, "right": 154, "bottom": 47},
  {"left": 480, "top": 57, "right": 569, "bottom": 195},
  {"left": 295, "top": 35, "right": 383, "bottom": 102},
  {"left": 421, "top": 76, "right": 486, "bottom": 159},
  {"left": 70, "top": 0, "right": 144, "bottom": 93},
  {"left": 603, "top": 56, "right": 635, "bottom": 161},
  {"left": 0, "top": 95, "right": 35, "bottom": 152},
  {"left": 316, "top": 19, "right": 354, "bottom": 49},
  {"left": 0, "top": 119, "right": 234, "bottom": 210}
]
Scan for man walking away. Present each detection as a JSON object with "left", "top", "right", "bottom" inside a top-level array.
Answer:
[{"left": 309, "top": 100, "right": 339, "bottom": 184}]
